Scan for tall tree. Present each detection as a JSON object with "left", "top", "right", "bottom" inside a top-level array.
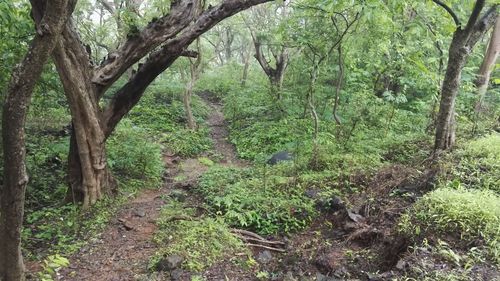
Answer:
[
  {"left": 433, "top": 0, "right": 498, "bottom": 151},
  {"left": 31, "top": 0, "right": 274, "bottom": 208},
  {"left": 475, "top": 18, "right": 500, "bottom": 113},
  {"left": 181, "top": 38, "right": 203, "bottom": 130},
  {"left": 0, "top": 1, "right": 73, "bottom": 280},
  {"left": 244, "top": 2, "right": 290, "bottom": 101}
]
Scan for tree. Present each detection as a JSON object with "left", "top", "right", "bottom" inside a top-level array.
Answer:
[
  {"left": 181, "top": 38, "right": 203, "bottom": 130},
  {"left": 0, "top": 1, "right": 73, "bottom": 280},
  {"left": 243, "top": 2, "right": 290, "bottom": 101},
  {"left": 475, "top": 17, "right": 500, "bottom": 113},
  {"left": 31, "top": 0, "right": 274, "bottom": 208},
  {"left": 433, "top": 0, "right": 498, "bottom": 151}
]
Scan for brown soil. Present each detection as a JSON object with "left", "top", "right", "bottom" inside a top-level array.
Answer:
[
  {"left": 30, "top": 93, "right": 499, "bottom": 281},
  {"left": 48, "top": 93, "right": 245, "bottom": 281}
]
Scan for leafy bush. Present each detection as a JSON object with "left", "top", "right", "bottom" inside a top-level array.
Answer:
[
  {"left": 25, "top": 135, "right": 70, "bottom": 207},
  {"left": 107, "top": 120, "right": 163, "bottom": 188},
  {"left": 447, "top": 133, "right": 500, "bottom": 193},
  {"left": 197, "top": 166, "right": 316, "bottom": 234},
  {"left": 399, "top": 187, "right": 500, "bottom": 264},
  {"left": 152, "top": 202, "right": 245, "bottom": 271},
  {"left": 159, "top": 127, "right": 212, "bottom": 157}
]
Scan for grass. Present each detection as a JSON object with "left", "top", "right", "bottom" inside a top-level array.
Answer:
[
  {"left": 151, "top": 202, "right": 247, "bottom": 272},
  {"left": 399, "top": 187, "right": 500, "bottom": 265}
]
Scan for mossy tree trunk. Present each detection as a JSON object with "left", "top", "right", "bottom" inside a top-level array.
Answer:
[
  {"left": 33, "top": 0, "right": 273, "bottom": 208},
  {"left": 434, "top": 1, "right": 497, "bottom": 151},
  {"left": 0, "top": 0, "right": 72, "bottom": 280}
]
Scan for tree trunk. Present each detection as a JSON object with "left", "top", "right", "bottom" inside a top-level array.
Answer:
[
  {"left": 241, "top": 44, "right": 251, "bottom": 87},
  {"left": 308, "top": 63, "right": 320, "bottom": 169},
  {"left": 475, "top": 18, "right": 500, "bottom": 112},
  {"left": 434, "top": 3, "right": 498, "bottom": 151},
  {"left": 183, "top": 80, "right": 197, "bottom": 130},
  {"left": 434, "top": 32, "right": 467, "bottom": 151},
  {"left": 0, "top": 0, "right": 71, "bottom": 280},
  {"left": 52, "top": 22, "right": 117, "bottom": 208},
  {"left": 48, "top": 0, "right": 271, "bottom": 207},
  {"left": 332, "top": 45, "right": 344, "bottom": 125}
]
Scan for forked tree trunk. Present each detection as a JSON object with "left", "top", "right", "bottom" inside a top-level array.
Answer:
[
  {"left": 434, "top": 3, "right": 498, "bottom": 151},
  {"left": 52, "top": 22, "right": 117, "bottom": 208},
  {"left": 35, "top": 0, "right": 272, "bottom": 208}
]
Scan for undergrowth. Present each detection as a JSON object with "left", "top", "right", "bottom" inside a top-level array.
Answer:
[
  {"left": 151, "top": 202, "right": 246, "bottom": 272},
  {"left": 197, "top": 165, "right": 317, "bottom": 234},
  {"left": 399, "top": 187, "right": 500, "bottom": 265}
]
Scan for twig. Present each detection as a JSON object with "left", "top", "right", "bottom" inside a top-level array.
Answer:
[
  {"left": 235, "top": 234, "right": 285, "bottom": 246},
  {"left": 231, "top": 228, "right": 267, "bottom": 241},
  {"left": 245, "top": 243, "right": 286, "bottom": 252}
]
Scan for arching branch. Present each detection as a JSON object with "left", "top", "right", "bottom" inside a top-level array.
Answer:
[{"left": 432, "top": 0, "right": 461, "bottom": 27}]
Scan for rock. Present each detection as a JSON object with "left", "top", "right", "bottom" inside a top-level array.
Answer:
[
  {"left": 332, "top": 267, "right": 349, "bottom": 278},
  {"left": 170, "top": 269, "right": 184, "bottom": 280},
  {"left": 346, "top": 210, "right": 364, "bottom": 223},
  {"left": 283, "top": 271, "right": 298, "bottom": 281},
  {"left": 118, "top": 218, "right": 135, "bottom": 231},
  {"left": 330, "top": 196, "right": 345, "bottom": 212},
  {"left": 156, "top": 255, "right": 184, "bottom": 271},
  {"left": 170, "top": 189, "right": 187, "bottom": 202},
  {"left": 315, "top": 272, "right": 339, "bottom": 281},
  {"left": 134, "top": 209, "right": 146, "bottom": 217},
  {"left": 396, "top": 259, "right": 407, "bottom": 270},
  {"left": 365, "top": 272, "right": 382, "bottom": 281},
  {"left": 305, "top": 189, "right": 320, "bottom": 199},
  {"left": 257, "top": 250, "right": 273, "bottom": 264}
]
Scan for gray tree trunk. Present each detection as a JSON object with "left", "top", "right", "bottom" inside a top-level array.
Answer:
[
  {"left": 0, "top": 0, "right": 71, "bottom": 280},
  {"left": 434, "top": 2, "right": 497, "bottom": 151}
]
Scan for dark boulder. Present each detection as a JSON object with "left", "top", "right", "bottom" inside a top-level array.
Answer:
[{"left": 267, "top": 151, "right": 293, "bottom": 165}]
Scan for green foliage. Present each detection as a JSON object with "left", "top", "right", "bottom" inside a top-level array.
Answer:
[
  {"left": 152, "top": 202, "right": 246, "bottom": 272},
  {"left": 37, "top": 254, "right": 70, "bottom": 281},
  {"left": 446, "top": 133, "right": 500, "bottom": 193},
  {"left": 23, "top": 119, "right": 164, "bottom": 259},
  {"left": 159, "top": 127, "right": 212, "bottom": 157},
  {"left": 129, "top": 90, "right": 212, "bottom": 157},
  {"left": 399, "top": 188, "right": 500, "bottom": 264},
  {"left": 0, "top": 0, "right": 32, "bottom": 93},
  {"left": 197, "top": 166, "right": 316, "bottom": 234},
  {"left": 107, "top": 120, "right": 164, "bottom": 188}
]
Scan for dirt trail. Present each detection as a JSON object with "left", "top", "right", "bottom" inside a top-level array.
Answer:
[
  {"left": 56, "top": 95, "right": 241, "bottom": 281},
  {"left": 204, "top": 97, "right": 245, "bottom": 166}
]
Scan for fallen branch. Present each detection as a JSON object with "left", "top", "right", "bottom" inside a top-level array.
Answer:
[
  {"left": 235, "top": 234, "right": 285, "bottom": 246},
  {"left": 231, "top": 228, "right": 267, "bottom": 241},
  {"left": 245, "top": 243, "right": 286, "bottom": 252}
]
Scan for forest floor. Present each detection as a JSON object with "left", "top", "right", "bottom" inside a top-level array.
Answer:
[
  {"left": 53, "top": 94, "right": 246, "bottom": 281},
  {"left": 42, "top": 94, "right": 498, "bottom": 281}
]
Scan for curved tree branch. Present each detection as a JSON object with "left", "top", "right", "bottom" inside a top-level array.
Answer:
[
  {"left": 432, "top": 0, "right": 461, "bottom": 27},
  {"left": 102, "top": 0, "right": 273, "bottom": 136}
]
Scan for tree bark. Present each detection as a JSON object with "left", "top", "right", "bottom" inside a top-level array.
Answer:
[
  {"left": 182, "top": 39, "right": 202, "bottom": 130},
  {"left": 0, "top": 0, "right": 71, "bottom": 280},
  {"left": 434, "top": 2, "right": 497, "bottom": 151},
  {"left": 332, "top": 45, "right": 344, "bottom": 125},
  {"left": 475, "top": 18, "right": 500, "bottom": 113},
  {"left": 44, "top": 0, "right": 272, "bottom": 207}
]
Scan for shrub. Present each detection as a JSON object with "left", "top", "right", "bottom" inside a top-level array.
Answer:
[
  {"left": 107, "top": 119, "right": 163, "bottom": 188},
  {"left": 448, "top": 133, "right": 500, "bottom": 193},
  {"left": 197, "top": 166, "right": 316, "bottom": 234},
  {"left": 152, "top": 202, "right": 245, "bottom": 271},
  {"left": 399, "top": 187, "right": 500, "bottom": 264}
]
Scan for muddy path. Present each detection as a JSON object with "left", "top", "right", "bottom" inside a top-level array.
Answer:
[{"left": 55, "top": 94, "right": 242, "bottom": 281}]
